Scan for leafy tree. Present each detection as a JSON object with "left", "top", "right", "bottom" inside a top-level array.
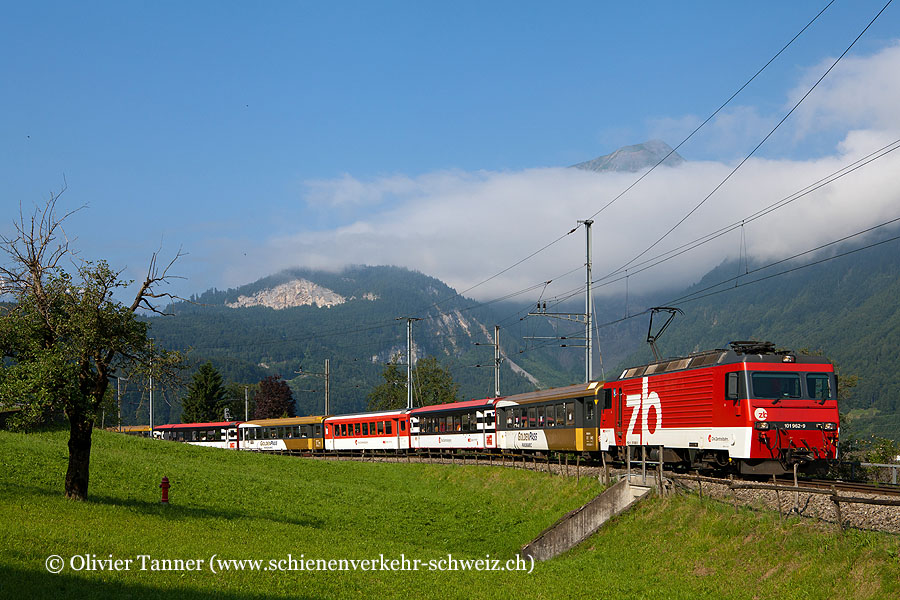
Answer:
[
  {"left": 0, "top": 193, "right": 184, "bottom": 500},
  {"left": 367, "top": 356, "right": 406, "bottom": 411},
  {"left": 412, "top": 355, "right": 460, "bottom": 406},
  {"left": 253, "top": 375, "right": 295, "bottom": 419},
  {"left": 181, "top": 362, "right": 226, "bottom": 423},
  {"left": 367, "top": 354, "right": 459, "bottom": 411}
]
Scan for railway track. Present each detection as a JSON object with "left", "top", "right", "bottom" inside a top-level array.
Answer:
[
  {"left": 288, "top": 448, "right": 900, "bottom": 496},
  {"left": 777, "top": 477, "right": 900, "bottom": 497}
]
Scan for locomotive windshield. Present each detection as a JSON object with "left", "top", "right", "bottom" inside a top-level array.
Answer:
[
  {"left": 751, "top": 373, "right": 801, "bottom": 399},
  {"left": 750, "top": 372, "right": 834, "bottom": 400}
]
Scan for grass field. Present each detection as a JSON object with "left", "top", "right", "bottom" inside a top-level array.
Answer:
[{"left": 2, "top": 429, "right": 900, "bottom": 599}]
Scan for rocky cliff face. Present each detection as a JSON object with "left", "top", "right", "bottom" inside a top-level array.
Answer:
[{"left": 226, "top": 279, "right": 376, "bottom": 309}]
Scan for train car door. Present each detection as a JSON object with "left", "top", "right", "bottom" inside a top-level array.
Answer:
[
  {"left": 581, "top": 396, "right": 598, "bottom": 451},
  {"left": 614, "top": 387, "right": 626, "bottom": 447}
]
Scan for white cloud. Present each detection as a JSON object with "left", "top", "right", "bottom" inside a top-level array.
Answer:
[
  {"left": 218, "top": 41, "right": 900, "bottom": 304},
  {"left": 790, "top": 41, "right": 900, "bottom": 137}
]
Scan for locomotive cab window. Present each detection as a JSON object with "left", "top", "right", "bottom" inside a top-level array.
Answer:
[
  {"left": 726, "top": 373, "right": 739, "bottom": 400},
  {"left": 751, "top": 373, "right": 801, "bottom": 399},
  {"left": 807, "top": 374, "right": 833, "bottom": 400}
]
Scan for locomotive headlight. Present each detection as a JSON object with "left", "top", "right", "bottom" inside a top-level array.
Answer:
[
  {"left": 754, "top": 421, "right": 770, "bottom": 431},
  {"left": 823, "top": 422, "right": 837, "bottom": 431}
]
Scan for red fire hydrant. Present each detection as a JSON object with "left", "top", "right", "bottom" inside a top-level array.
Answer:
[{"left": 160, "top": 476, "right": 170, "bottom": 504}]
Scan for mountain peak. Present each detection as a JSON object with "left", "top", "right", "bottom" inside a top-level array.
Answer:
[{"left": 571, "top": 140, "right": 684, "bottom": 173}]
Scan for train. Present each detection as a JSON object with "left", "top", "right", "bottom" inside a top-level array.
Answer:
[{"left": 146, "top": 341, "right": 840, "bottom": 476}]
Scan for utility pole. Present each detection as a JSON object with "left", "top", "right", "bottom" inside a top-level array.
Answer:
[
  {"left": 397, "top": 317, "right": 421, "bottom": 409},
  {"left": 474, "top": 325, "right": 503, "bottom": 397},
  {"left": 244, "top": 386, "right": 249, "bottom": 421},
  {"left": 149, "top": 338, "right": 154, "bottom": 431},
  {"left": 580, "top": 219, "right": 593, "bottom": 382},
  {"left": 526, "top": 220, "right": 595, "bottom": 383},
  {"left": 494, "top": 325, "right": 501, "bottom": 397},
  {"left": 296, "top": 359, "right": 331, "bottom": 415}
]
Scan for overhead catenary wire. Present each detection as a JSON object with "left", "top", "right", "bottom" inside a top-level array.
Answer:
[
  {"left": 604, "top": 0, "right": 894, "bottom": 282},
  {"left": 583, "top": 216, "right": 900, "bottom": 333},
  {"left": 167, "top": 3, "right": 889, "bottom": 380},
  {"left": 396, "top": 1, "right": 837, "bottom": 320},
  {"left": 538, "top": 137, "right": 900, "bottom": 307},
  {"left": 585, "top": 0, "right": 837, "bottom": 224}
]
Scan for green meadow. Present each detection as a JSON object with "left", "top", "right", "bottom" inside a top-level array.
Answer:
[{"left": 2, "top": 429, "right": 899, "bottom": 599}]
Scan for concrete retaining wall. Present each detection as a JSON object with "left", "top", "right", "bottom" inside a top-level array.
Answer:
[{"left": 520, "top": 478, "right": 651, "bottom": 561}]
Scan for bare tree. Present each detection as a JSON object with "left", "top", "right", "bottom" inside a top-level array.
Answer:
[{"left": 0, "top": 188, "right": 186, "bottom": 500}]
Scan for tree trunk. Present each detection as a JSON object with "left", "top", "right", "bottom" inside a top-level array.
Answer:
[{"left": 65, "top": 411, "right": 93, "bottom": 501}]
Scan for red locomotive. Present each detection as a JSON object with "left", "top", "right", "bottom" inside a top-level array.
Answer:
[{"left": 601, "top": 341, "right": 839, "bottom": 475}]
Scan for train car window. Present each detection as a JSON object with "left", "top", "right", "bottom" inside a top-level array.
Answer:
[
  {"left": 807, "top": 374, "right": 833, "bottom": 400},
  {"left": 566, "top": 402, "right": 575, "bottom": 426},
  {"left": 603, "top": 389, "right": 612, "bottom": 410},
  {"left": 537, "top": 406, "right": 544, "bottom": 428},
  {"left": 556, "top": 404, "right": 565, "bottom": 427},
  {"left": 453, "top": 415, "right": 460, "bottom": 432},
  {"left": 339, "top": 424, "right": 346, "bottom": 436},
  {"left": 377, "top": 421, "right": 384, "bottom": 435},
  {"left": 726, "top": 373, "right": 740, "bottom": 400},
  {"left": 751, "top": 373, "right": 801, "bottom": 399},
  {"left": 386, "top": 421, "right": 393, "bottom": 435},
  {"left": 362, "top": 422, "right": 369, "bottom": 436},
  {"left": 528, "top": 408, "right": 537, "bottom": 428},
  {"left": 400, "top": 421, "right": 406, "bottom": 432},
  {"left": 315, "top": 424, "right": 322, "bottom": 437},
  {"left": 354, "top": 423, "right": 361, "bottom": 436},
  {"left": 546, "top": 406, "right": 556, "bottom": 428},
  {"left": 585, "top": 400, "right": 595, "bottom": 423}
]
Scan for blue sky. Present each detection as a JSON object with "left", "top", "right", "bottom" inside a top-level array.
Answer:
[{"left": 2, "top": 1, "right": 898, "bottom": 302}]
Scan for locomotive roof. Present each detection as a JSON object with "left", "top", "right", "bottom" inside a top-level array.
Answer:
[{"left": 618, "top": 340, "right": 832, "bottom": 380}]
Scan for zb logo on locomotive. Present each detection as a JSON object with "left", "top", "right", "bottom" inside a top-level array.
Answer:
[{"left": 626, "top": 377, "right": 662, "bottom": 436}]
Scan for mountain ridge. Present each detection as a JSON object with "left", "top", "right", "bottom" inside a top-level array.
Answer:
[{"left": 571, "top": 139, "right": 685, "bottom": 172}]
